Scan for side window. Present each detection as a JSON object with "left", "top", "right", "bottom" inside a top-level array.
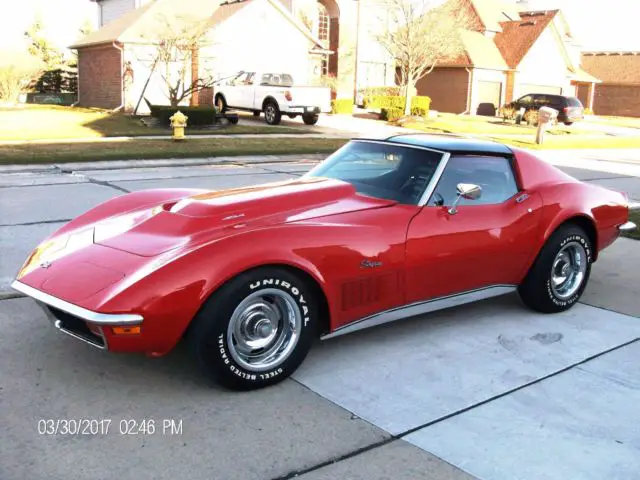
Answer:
[
  {"left": 428, "top": 155, "right": 519, "bottom": 207},
  {"left": 518, "top": 95, "right": 532, "bottom": 105}
]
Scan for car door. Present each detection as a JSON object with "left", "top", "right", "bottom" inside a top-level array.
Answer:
[
  {"left": 404, "top": 154, "right": 543, "bottom": 304},
  {"left": 224, "top": 72, "right": 255, "bottom": 108}
]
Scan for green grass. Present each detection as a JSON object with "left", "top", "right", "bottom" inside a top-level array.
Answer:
[
  {"left": 0, "top": 105, "right": 310, "bottom": 141},
  {"left": 589, "top": 115, "right": 640, "bottom": 130},
  {"left": 486, "top": 135, "right": 640, "bottom": 150},
  {"left": 402, "top": 113, "right": 592, "bottom": 136},
  {"left": 0, "top": 137, "right": 348, "bottom": 165},
  {"left": 622, "top": 209, "right": 640, "bottom": 241}
]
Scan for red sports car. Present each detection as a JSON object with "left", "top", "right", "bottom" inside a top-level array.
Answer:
[{"left": 12, "top": 134, "right": 636, "bottom": 390}]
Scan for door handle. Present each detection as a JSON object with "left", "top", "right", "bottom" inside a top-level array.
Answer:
[{"left": 515, "top": 193, "right": 529, "bottom": 203}]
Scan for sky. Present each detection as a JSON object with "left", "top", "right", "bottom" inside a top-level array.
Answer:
[{"left": 0, "top": 0, "right": 639, "bottom": 54}]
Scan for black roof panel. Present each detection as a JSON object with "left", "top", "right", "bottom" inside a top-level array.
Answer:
[{"left": 381, "top": 133, "right": 514, "bottom": 155}]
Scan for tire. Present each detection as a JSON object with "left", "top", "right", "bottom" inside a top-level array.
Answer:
[
  {"left": 215, "top": 94, "right": 227, "bottom": 113},
  {"left": 302, "top": 113, "right": 319, "bottom": 125},
  {"left": 564, "top": 121, "right": 574, "bottom": 126},
  {"left": 263, "top": 101, "right": 281, "bottom": 125},
  {"left": 188, "top": 267, "right": 318, "bottom": 390},
  {"left": 518, "top": 224, "right": 593, "bottom": 313}
]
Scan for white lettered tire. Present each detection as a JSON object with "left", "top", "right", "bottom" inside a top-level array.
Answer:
[
  {"left": 518, "top": 224, "right": 593, "bottom": 313},
  {"left": 188, "top": 267, "right": 318, "bottom": 390}
]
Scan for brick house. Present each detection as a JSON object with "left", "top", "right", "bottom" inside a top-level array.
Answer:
[
  {"left": 581, "top": 52, "right": 640, "bottom": 118},
  {"left": 416, "top": 0, "right": 600, "bottom": 115},
  {"left": 71, "top": 0, "right": 329, "bottom": 113}
]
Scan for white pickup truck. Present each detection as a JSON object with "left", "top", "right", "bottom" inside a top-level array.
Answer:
[{"left": 213, "top": 71, "right": 332, "bottom": 126}]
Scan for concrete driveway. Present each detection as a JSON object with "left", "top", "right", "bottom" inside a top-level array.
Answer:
[{"left": 1, "top": 150, "right": 639, "bottom": 480}]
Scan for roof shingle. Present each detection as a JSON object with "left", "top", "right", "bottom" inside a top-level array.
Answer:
[
  {"left": 581, "top": 53, "right": 640, "bottom": 84},
  {"left": 493, "top": 10, "right": 558, "bottom": 68}
]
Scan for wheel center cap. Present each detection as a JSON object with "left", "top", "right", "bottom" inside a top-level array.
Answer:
[
  {"left": 254, "top": 318, "right": 274, "bottom": 339},
  {"left": 561, "top": 263, "right": 570, "bottom": 276}
]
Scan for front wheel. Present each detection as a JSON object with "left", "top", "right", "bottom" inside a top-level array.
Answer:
[
  {"left": 518, "top": 224, "right": 593, "bottom": 313},
  {"left": 302, "top": 113, "right": 319, "bottom": 125},
  {"left": 188, "top": 267, "right": 318, "bottom": 390}
]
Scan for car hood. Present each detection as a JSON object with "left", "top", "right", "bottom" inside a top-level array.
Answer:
[{"left": 95, "top": 176, "right": 396, "bottom": 256}]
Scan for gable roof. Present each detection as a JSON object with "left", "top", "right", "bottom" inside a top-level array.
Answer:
[
  {"left": 493, "top": 10, "right": 558, "bottom": 68},
  {"left": 467, "top": 0, "right": 522, "bottom": 32},
  {"left": 445, "top": 29, "right": 509, "bottom": 69},
  {"left": 70, "top": 0, "right": 323, "bottom": 50},
  {"left": 581, "top": 52, "right": 640, "bottom": 84}
]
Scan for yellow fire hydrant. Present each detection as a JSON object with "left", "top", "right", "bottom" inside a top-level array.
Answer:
[{"left": 169, "top": 110, "right": 188, "bottom": 141}]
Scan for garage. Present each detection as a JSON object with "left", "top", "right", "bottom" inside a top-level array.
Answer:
[{"left": 475, "top": 80, "right": 502, "bottom": 115}]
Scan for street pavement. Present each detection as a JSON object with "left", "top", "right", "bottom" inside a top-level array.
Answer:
[{"left": 1, "top": 148, "right": 639, "bottom": 480}]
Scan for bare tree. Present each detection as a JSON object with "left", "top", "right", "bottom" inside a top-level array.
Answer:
[
  {"left": 0, "top": 50, "right": 44, "bottom": 104},
  {"left": 144, "top": 16, "right": 216, "bottom": 107},
  {"left": 374, "top": 0, "right": 472, "bottom": 115}
]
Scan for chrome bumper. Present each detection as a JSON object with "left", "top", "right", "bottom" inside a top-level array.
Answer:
[
  {"left": 11, "top": 280, "right": 144, "bottom": 350},
  {"left": 618, "top": 221, "right": 637, "bottom": 232}
]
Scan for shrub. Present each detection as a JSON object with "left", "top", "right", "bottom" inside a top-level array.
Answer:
[
  {"left": 523, "top": 109, "right": 539, "bottom": 126},
  {"left": 331, "top": 98, "right": 354, "bottom": 114},
  {"left": 0, "top": 50, "right": 44, "bottom": 103},
  {"left": 499, "top": 104, "right": 517, "bottom": 121},
  {"left": 148, "top": 104, "right": 219, "bottom": 126},
  {"left": 584, "top": 107, "right": 594, "bottom": 115},
  {"left": 381, "top": 107, "right": 404, "bottom": 121},
  {"left": 374, "top": 95, "right": 431, "bottom": 119}
]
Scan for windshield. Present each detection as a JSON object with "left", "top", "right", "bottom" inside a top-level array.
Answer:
[{"left": 305, "top": 141, "right": 445, "bottom": 205}]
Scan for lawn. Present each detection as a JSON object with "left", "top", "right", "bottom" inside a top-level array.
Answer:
[
  {"left": 0, "top": 137, "right": 348, "bottom": 165},
  {"left": 0, "top": 105, "right": 310, "bottom": 141},
  {"left": 402, "top": 113, "right": 593, "bottom": 136},
  {"left": 588, "top": 116, "right": 640, "bottom": 130},
  {"left": 623, "top": 209, "right": 640, "bottom": 241}
]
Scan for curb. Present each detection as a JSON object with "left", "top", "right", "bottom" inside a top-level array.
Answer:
[
  {"left": 0, "top": 153, "right": 330, "bottom": 174},
  {"left": 0, "top": 290, "right": 24, "bottom": 301}
]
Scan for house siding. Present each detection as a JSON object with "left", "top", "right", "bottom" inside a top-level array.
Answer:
[
  {"left": 593, "top": 84, "right": 640, "bottom": 118},
  {"left": 513, "top": 27, "right": 571, "bottom": 98},
  {"left": 416, "top": 68, "right": 470, "bottom": 114},
  {"left": 99, "top": 0, "right": 136, "bottom": 26},
  {"left": 78, "top": 45, "right": 122, "bottom": 109}
]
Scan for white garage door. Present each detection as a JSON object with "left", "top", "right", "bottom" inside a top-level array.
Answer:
[{"left": 476, "top": 80, "right": 502, "bottom": 115}]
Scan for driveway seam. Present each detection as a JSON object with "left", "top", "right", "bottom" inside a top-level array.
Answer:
[{"left": 274, "top": 336, "right": 640, "bottom": 480}]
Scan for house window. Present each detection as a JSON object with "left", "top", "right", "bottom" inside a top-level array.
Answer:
[
  {"left": 321, "top": 56, "right": 329, "bottom": 76},
  {"left": 318, "top": 4, "right": 330, "bottom": 48}
]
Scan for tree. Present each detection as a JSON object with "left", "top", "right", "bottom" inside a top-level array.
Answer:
[
  {"left": 374, "top": 0, "right": 472, "bottom": 115},
  {"left": 24, "top": 16, "right": 63, "bottom": 70},
  {"left": 0, "top": 50, "right": 44, "bottom": 104},
  {"left": 143, "top": 16, "right": 217, "bottom": 107}
]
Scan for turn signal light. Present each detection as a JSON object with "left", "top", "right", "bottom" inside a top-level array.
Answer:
[{"left": 112, "top": 326, "right": 141, "bottom": 335}]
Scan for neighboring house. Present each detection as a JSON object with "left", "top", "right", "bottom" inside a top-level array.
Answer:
[
  {"left": 416, "top": 0, "right": 600, "bottom": 115},
  {"left": 72, "top": 0, "right": 328, "bottom": 113},
  {"left": 581, "top": 51, "right": 640, "bottom": 118},
  {"left": 88, "top": 0, "right": 397, "bottom": 103}
]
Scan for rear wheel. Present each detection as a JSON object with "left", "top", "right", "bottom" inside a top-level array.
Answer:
[
  {"left": 564, "top": 121, "right": 574, "bottom": 126},
  {"left": 302, "top": 113, "right": 319, "bottom": 125},
  {"left": 264, "top": 101, "right": 281, "bottom": 125},
  {"left": 188, "top": 267, "right": 318, "bottom": 390},
  {"left": 518, "top": 224, "right": 592, "bottom": 313}
]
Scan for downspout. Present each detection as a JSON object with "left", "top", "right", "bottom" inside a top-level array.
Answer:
[
  {"left": 460, "top": 67, "right": 472, "bottom": 115},
  {"left": 112, "top": 41, "right": 125, "bottom": 112},
  {"left": 72, "top": 48, "right": 80, "bottom": 107}
]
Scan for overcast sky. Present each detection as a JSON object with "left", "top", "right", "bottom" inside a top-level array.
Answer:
[{"left": 0, "top": 0, "right": 639, "bottom": 53}]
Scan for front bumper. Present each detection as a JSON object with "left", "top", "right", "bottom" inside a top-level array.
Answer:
[
  {"left": 618, "top": 221, "right": 637, "bottom": 232},
  {"left": 12, "top": 280, "right": 143, "bottom": 350}
]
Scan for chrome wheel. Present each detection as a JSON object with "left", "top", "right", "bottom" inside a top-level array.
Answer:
[
  {"left": 550, "top": 241, "right": 587, "bottom": 300},
  {"left": 265, "top": 105, "right": 275, "bottom": 123},
  {"left": 226, "top": 288, "right": 301, "bottom": 372}
]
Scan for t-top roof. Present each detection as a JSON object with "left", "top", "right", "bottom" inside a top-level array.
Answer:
[{"left": 380, "top": 133, "right": 514, "bottom": 155}]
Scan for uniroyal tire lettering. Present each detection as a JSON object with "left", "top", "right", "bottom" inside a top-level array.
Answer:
[{"left": 247, "top": 278, "right": 311, "bottom": 327}]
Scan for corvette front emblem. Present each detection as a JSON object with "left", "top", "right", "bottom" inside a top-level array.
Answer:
[{"left": 40, "top": 261, "right": 52, "bottom": 269}]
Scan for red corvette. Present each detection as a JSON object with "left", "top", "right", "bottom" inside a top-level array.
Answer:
[{"left": 12, "top": 134, "right": 636, "bottom": 390}]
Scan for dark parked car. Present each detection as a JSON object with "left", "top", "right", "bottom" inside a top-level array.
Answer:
[{"left": 508, "top": 93, "right": 584, "bottom": 125}]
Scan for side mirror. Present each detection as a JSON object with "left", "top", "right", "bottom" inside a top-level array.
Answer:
[{"left": 448, "top": 183, "right": 482, "bottom": 215}]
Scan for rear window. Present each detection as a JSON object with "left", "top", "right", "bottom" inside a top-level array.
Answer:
[{"left": 566, "top": 97, "right": 583, "bottom": 107}]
